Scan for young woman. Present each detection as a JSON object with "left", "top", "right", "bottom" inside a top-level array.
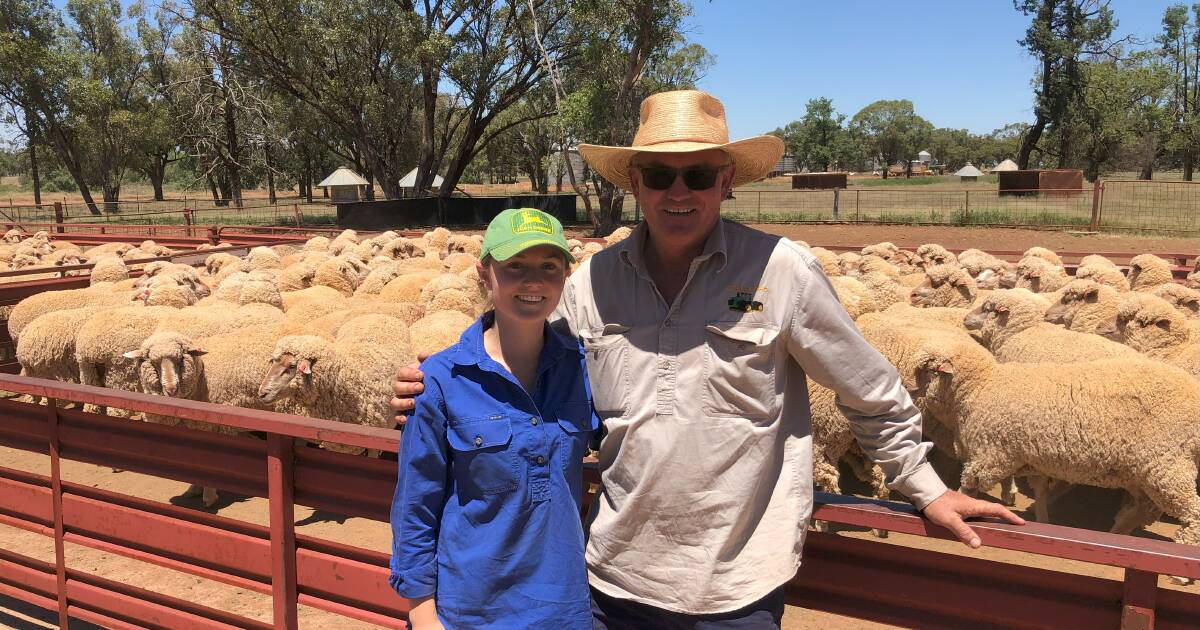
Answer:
[{"left": 389, "top": 208, "right": 597, "bottom": 629}]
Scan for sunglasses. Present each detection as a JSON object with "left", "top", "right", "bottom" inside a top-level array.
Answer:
[{"left": 637, "top": 164, "right": 727, "bottom": 191}]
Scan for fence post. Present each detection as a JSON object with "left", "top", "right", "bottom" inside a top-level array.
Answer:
[
  {"left": 183, "top": 208, "right": 193, "bottom": 237},
  {"left": 293, "top": 203, "right": 303, "bottom": 227},
  {"left": 1089, "top": 179, "right": 1103, "bottom": 231},
  {"left": 832, "top": 189, "right": 840, "bottom": 221},
  {"left": 46, "top": 400, "right": 70, "bottom": 629},
  {"left": 964, "top": 191, "right": 970, "bottom": 220},
  {"left": 855, "top": 189, "right": 860, "bottom": 221},
  {"left": 53, "top": 202, "right": 64, "bottom": 233},
  {"left": 267, "top": 434, "right": 298, "bottom": 630},
  {"left": 1120, "top": 568, "right": 1157, "bottom": 630}
]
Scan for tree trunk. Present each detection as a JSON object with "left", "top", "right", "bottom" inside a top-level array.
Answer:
[
  {"left": 221, "top": 88, "right": 243, "bottom": 209},
  {"left": 102, "top": 183, "right": 121, "bottom": 213},
  {"left": 265, "top": 145, "right": 277, "bottom": 204},
  {"left": 28, "top": 138, "right": 42, "bottom": 207},
  {"left": 1185, "top": 155, "right": 1194, "bottom": 181},
  {"left": 416, "top": 63, "right": 439, "bottom": 196},
  {"left": 145, "top": 154, "right": 167, "bottom": 201},
  {"left": 594, "top": 179, "right": 624, "bottom": 237},
  {"left": 1018, "top": 117, "right": 1047, "bottom": 170}
]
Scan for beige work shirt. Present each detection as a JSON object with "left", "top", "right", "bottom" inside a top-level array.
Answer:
[{"left": 554, "top": 219, "right": 948, "bottom": 614}]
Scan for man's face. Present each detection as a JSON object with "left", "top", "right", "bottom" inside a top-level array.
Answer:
[{"left": 628, "top": 149, "right": 734, "bottom": 255}]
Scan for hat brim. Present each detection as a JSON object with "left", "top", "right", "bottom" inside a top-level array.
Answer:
[{"left": 577, "top": 135, "right": 784, "bottom": 190}]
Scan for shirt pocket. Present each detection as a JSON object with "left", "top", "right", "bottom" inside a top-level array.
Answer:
[
  {"left": 703, "top": 322, "right": 781, "bottom": 419},
  {"left": 555, "top": 401, "right": 598, "bottom": 476},
  {"left": 578, "top": 324, "right": 630, "bottom": 416},
  {"left": 446, "top": 417, "right": 519, "bottom": 496}
]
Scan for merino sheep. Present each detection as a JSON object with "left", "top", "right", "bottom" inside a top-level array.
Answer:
[
  {"left": 1102, "top": 293, "right": 1200, "bottom": 377},
  {"left": 379, "top": 270, "right": 442, "bottom": 304},
  {"left": 1154, "top": 283, "right": 1200, "bottom": 320},
  {"left": 1022, "top": 246, "right": 1062, "bottom": 267},
  {"left": 1074, "top": 263, "right": 1130, "bottom": 292},
  {"left": 446, "top": 234, "right": 482, "bottom": 258},
  {"left": 76, "top": 305, "right": 177, "bottom": 415},
  {"left": 16, "top": 307, "right": 102, "bottom": 384},
  {"left": 916, "top": 244, "right": 957, "bottom": 267},
  {"left": 89, "top": 256, "right": 129, "bottom": 285},
  {"left": 964, "top": 289, "right": 1139, "bottom": 363},
  {"left": 408, "top": 310, "right": 474, "bottom": 356},
  {"left": 258, "top": 314, "right": 416, "bottom": 454},
  {"left": 313, "top": 256, "right": 362, "bottom": 296},
  {"left": 808, "top": 247, "right": 841, "bottom": 277},
  {"left": 8, "top": 287, "right": 130, "bottom": 341},
  {"left": 907, "top": 335, "right": 1200, "bottom": 549},
  {"left": 1080, "top": 254, "right": 1117, "bottom": 268},
  {"left": 1128, "top": 254, "right": 1174, "bottom": 292},
  {"left": 1013, "top": 256, "right": 1068, "bottom": 293},
  {"left": 604, "top": 226, "right": 633, "bottom": 247},
  {"left": 245, "top": 246, "right": 282, "bottom": 270},
  {"left": 860, "top": 242, "right": 899, "bottom": 261},
  {"left": 910, "top": 264, "right": 977, "bottom": 308},
  {"left": 1043, "top": 279, "right": 1121, "bottom": 334}
]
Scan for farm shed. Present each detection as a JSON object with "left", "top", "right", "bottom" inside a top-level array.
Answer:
[
  {"left": 955, "top": 163, "right": 983, "bottom": 182},
  {"left": 316, "top": 167, "right": 369, "bottom": 203},
  {"left": 992, "top": 158, "right": 1019, "bottom": 172},
  {"left": 792, "top": 172, "right": 848, "bottom": 189},
  {"left": 999, "top": 169, "right": 1084, "bottom": 196},
  {"left": 398, "top": 168, "right": 444, "bottom": 198}
]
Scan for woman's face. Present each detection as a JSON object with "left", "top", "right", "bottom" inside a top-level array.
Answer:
[{"left": 479, "top": 245, "right": 567, "bottom": 324}]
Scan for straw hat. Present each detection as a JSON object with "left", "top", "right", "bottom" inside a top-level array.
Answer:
[{"left": 577, "top": 90, "right": 785, "bottom": 190}]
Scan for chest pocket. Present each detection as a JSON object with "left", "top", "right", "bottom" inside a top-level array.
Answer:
[
  {"left": 579, "top": 324, "right": 630, "bottom": 416},
  {"left": 447, "top": 417, "right": 518, "bottom": 495},
  {"left": 703, "top": 322, "right": 780, "bottom": 418},
  {"left": 555, "top": 402, "right": 598, "bottom": 476}
]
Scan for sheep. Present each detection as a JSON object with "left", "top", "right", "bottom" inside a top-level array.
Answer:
[
  {"left": 1022, "top": 246, "right": 1062, "bottom": 267},
  {"left": 828, "top": 276, "right": 871, "bottom": 320},
  {"left": 907, "top": 335, "right": 1200, "bottom": 550},
  {"left": 4, "top": 227, "right": 25, "bottom": 244},
  {"left": 257, "top": 314, "right": 416, "bottom": 455},
  {"left": 44, "top": 249, "right": 85, "bottom": 275},
  {"left": 277, "top": 261, "right": 318, "bottom": 292},
  {"left": 245, "top": 246, "right": 282, "bottom": 270},
  {"left": 443, "top": 252, "right": 477, "bottom": 274},
  {"left": 283, "top": 293, "right": 350, "bottom": 324},
  {"left": 378, "top": 270, "right": 441, "bottom": 304},
  {"left": 408, "top": 310, "right": 474, "bottom": 356},
  {"left": 860, "top": 242, "right": 899, "bottom": 261},
  {"left": 909, "top": 264, "right": 977, "bottom": 308},
  {"left": 1074, "top": 263, "right": 1130, "bottom": 292},
  {"left": 1128, "top": 254, "right": 1174, "bottom": 292},
  {"left": 381, "top": 237, "right": 422, "bottom": 260},
  {"left": 836, "top": 252, "right": 862, "bottom": 276},
  {"left": 808, "top": 247, "right": 841, "bottom": 277},
  {"left": 89, "top": 256, "right": 129, "bottom": 285},
  {"left": 16, "top": 307, "right": 103, "bottom": 385},
  {"left": 85, "top": 242, "right": 133, "bottom": 259},
  {"left": 1154, "top": 283, "right": 1200, "bottom": 320},
  {"left": 8, "top": 286, "right": 130, "bottom": 341},
  {"left": 302, "top": 236, "right": 331, "bottom": 252},
  {"left": 75, "top": 305, "right": 177, "bottom": 416},
  {"left": 135, "top": 263, "right": 210, "bottom": 298},
  {"left": 355, "top": 262, "right": 405, "bottom": 296},
  {"left": 604, "top": 226, "right": 633, "bottom": 247},
  {"left": 963, "top": 289, "right": 1139, "bottom": 363},
  {"left": 956, "top": 249, "right": 993, "bottom": 274},
  {"left": 154, "top": 302, "right": 285, "bottom": 339},
  {"left": 1102, "top": 293, "right": 1200, "bottom": 377},
  {"left": 916, "top": 243, "right": 957, "bottom": 267},
  {"left": 133, "top": 281, "right": 199, "bottom": 308},
  {"left": 124, "top": 324, "right": 293, "bottom": 506},
  {"left": 281, "top": 285, "right": 345, "bottom": 311},
  {"left": 807, "top": 381, "right": 889, "bottom": 537},
  {"left": 446, "top": 234, "right": 482, "bottom": 258},
  {"left": 1013, "top": 256, "right": 1068, "bottom": 293},
  {"left": 237, "top": 275, "right": 283, "bottom": 309},
  {"left": 1043, "top": 279, "right": 1122, "bottom": 335},
  {"left": 1080, "top": 254, "right": 1117, "bottom": 268},
  {"left": 858, "top": 272, "right": 909, "bottom": 313},
  {"left": 313, "top": 256, "right": 362, "bottom": 296}
]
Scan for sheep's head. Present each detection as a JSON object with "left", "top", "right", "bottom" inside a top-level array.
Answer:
[
  {"left": 911, "top": 264, "right": 975, "bottom": 307},
  {"left": 1153, "top": 284, "right": 1200, "bottom": 319},
  {"left": 1013, "top": 256, "right": 1062, "bottom": 292},
  {"left": 1045, "top": 280, "right": 1102, "bottom": 326},
  {"left": 1022, "top": 246, "right": 1061, "bottom": 266},
  {"left": 11, "top": 253, "right": 39, "bottom": 269},
  {"left": 3, "top": 228, "right": 25, "bottom": 244},
  {"left": 915, "top": 244, "right": 955, "bottom": 267},
  {"left": 260, "top": 337, "right": 330, "bottom": 404},
  {"left": 1128, "top": 254, "right": 1172, "bottom": 290},
  {"left": 860, "top": 242, "right": 899, "bottom": 260},
  {"left": 123, "top": 332, "right": 206, "bottom": 398},
  {"left": 1105, "top": 294, "right": 1187, "bottom": 351}
]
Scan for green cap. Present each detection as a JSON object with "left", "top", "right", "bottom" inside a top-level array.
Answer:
[{"left": 480, "top": 208, "right": 576, "bottom": 263}]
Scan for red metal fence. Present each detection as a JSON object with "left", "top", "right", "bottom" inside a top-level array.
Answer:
[{"left": 1, "top": 373, "right": 1199, "bottom": 629}]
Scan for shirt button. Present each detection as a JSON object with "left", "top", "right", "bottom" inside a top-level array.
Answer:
[
  {"left": 474, "top": 436, "right": 483, "bottom": 446},
  {"left": 536, "top": 455, "right": 546, "bottom": 465},
  {"left": 530, "top": 417, "right": 539, "bottom": 426}
]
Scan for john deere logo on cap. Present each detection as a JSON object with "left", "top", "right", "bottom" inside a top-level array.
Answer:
[{"left": 511, "top": 210, "right": 554, "bottom": 235}]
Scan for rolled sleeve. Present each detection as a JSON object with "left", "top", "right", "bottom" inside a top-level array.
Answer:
[
  {"left": 389, "top": 377, "right": 449, "bottom": 600},
  {"left": 785, "top": 259, "right": 948, "bottom": 507}
]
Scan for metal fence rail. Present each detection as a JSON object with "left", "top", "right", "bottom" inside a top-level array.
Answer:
[{"left": 0, "top": 371, "right": 1199, "bottom": 629}]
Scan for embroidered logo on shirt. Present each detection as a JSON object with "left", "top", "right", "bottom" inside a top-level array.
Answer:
[
  {"left": 728, "top": 291, "right": 764, "bottom": 312},
  {"left": 511, "top": 210, "right": 554, "bottom": 235}
]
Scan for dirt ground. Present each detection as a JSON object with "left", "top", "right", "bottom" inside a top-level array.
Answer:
[{"left": 3, "top": 223, "right": 1200, "bottom": 629}]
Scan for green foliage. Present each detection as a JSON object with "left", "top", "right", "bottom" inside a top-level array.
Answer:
[{"left": 849, "top": 99, "right": 933, "bottom": 176}]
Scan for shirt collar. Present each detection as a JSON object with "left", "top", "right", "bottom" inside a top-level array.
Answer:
[
  {"left": 618, "top": 219, "right": 729, "bottom": 274},
  {"left": 448, "top": 311, "right": 577, "bottom": 370}
]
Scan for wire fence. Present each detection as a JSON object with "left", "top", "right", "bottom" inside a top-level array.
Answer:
[{"left": 6, "top": 179, "right": 1200, "bottom": 235}]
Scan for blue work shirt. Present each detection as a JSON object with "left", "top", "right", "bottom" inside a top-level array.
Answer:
[{"left": 389, "top": 311, "right": 599, "bottom": 629}]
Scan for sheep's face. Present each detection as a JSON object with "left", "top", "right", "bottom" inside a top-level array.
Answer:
[
  {"left": 911, "top": 268, "right": 974, "bottom": 308},
  {"left": 124, "top": 345, "right": 205, "bottom": 398},
  {"left": 1119, "top": 309, "right": 1186, "bottom": 352},
  {"left": 909, "top": 352, "right": 955, "bottom": 404},
  {"left": 258, "top": 353, "right": 315, "bottom": 404},
  {"left": 1045, "top": 285, "right": 1099, "bottom": 326},
  {"left": 3, "top": 230, "right": 24, "bottom": 244},
  {"left": 963, "top": 300, "right": 1009, "bottom": 339}
]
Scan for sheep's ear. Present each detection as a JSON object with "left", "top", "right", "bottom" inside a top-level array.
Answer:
[
  {"left": 993, "top": 303, "right": 1008, "bottom": 313},
  {"left": 122, "top": 350, "right": 144, "bottom": 360},
  {"left": 934, "top": 359, "right": 955, "bottom": 374},
  {"left": 1156, "top": 319, "right": 1171, "bottom": 330},
  {"left": 187, "top": 346, "right": 207, "bottom": 357},
  {"left": 296, "top": 359, "right": 313, "bottom": 375}
]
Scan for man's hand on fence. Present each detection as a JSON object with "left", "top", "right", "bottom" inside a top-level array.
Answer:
[
  {"left": 390, "top": 355, "right": 430, "bottom": 426},
  {"left": 921, "top": 490, "right": 1025, "bottom": 548}
]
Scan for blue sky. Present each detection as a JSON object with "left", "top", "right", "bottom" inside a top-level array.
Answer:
[{"left": 687, "top": 0, "right": 1182, "bottom": 138}]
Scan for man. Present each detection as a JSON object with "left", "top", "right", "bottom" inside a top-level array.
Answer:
[{"left": 392, "top": 90, "right": 1023, "bottom": 628}]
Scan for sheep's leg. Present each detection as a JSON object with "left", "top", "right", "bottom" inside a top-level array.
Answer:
[
  {"left": 959, "top": 457, "right": 1020, "bottom": 501},
  {"left": 183, "top": 484, "right": 203, "bottom": 497},
  {"left": 1140, "top": 462, "right": 1200, "bottom": 585},
  {"left": 845, "top": 455, "right": 890, "bottom": 538},
  {"left": 1110, "top": 491, "right": 1160, "bottom": 536},
  {"left": 1028, "top": 476, "right": 1052, "bottom": 524},
  {"left": 808, "top": 453, "right": 840, "bottom": 534},
  {"left": 202, "top": 487, "right": 219, "bottom": 508},
  {"left": 1000, "top": 476, "right": 1018, "bottom": 507}
]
